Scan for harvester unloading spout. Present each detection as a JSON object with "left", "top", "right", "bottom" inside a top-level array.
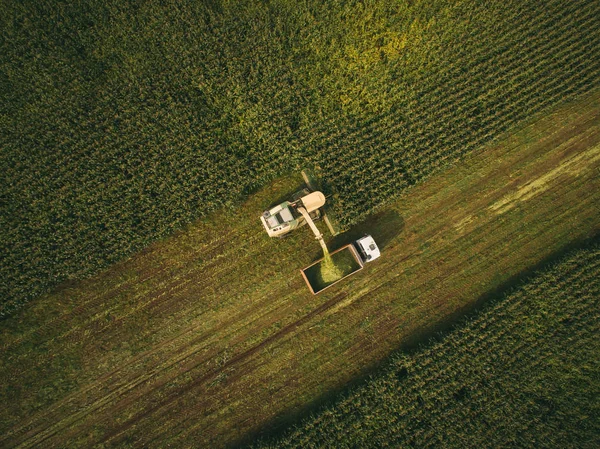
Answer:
[{"left": 296, "top": 205, "right": 329, "bottom": 256}]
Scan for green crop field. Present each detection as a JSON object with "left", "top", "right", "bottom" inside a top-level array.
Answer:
[
  {"left": 253, "top": 242, "right": 600, "bottom": 449},
  {"left": 2, "top": 0, "right": 599, "bottom": 315},
  {"left": 2, "top": 0, "right": 600, "bottom": 447},
  {"left": 1, "top": 89, "right": 598, "bottom": 447}
]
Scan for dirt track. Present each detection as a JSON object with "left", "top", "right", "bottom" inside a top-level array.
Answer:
[{"left": 1, "top": 92, "right": 599, "bottom": 448}]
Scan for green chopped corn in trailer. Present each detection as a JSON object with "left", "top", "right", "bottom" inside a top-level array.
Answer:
[{"left": 300, "top": 244, "right": 364, "bottom": 294}]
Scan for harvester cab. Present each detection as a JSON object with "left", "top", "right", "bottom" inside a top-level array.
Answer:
[{"left": 260, "top": 189, "right": 326, "bottom": 238}]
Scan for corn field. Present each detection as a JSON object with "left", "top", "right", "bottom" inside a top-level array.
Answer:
[
  {"left": 251, "top": 241, "right": 600, "bottom": 448},
  {"left": 2, "top": 0, "right": 599, "bottom": 315}
]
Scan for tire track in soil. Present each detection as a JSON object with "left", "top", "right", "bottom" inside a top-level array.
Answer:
[
  {"left": 37, "top": 291, "right": 350, "bottom": 449},
  {"left": 2, "top": 231, "right": 282, "bottom": 447}
]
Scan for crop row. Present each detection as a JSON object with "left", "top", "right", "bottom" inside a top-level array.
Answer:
[{"left": 310, "top": 0, "right": 599, "bottom": 224}]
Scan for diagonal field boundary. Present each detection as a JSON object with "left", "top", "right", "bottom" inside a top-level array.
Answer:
[{"left": 1, "top": 91, "right": 600, "bottom": 448}]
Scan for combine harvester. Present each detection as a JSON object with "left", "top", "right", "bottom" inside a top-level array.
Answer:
[{"left": 260, "top": 172, "right": 380, "bottom": 294}]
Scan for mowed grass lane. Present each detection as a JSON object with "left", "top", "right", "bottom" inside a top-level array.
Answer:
[{"left": 1, "top": 92, "right": 599, "bottom": 448}]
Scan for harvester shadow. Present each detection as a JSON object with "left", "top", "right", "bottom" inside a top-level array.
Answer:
[{"left": 309, "top": 209, "right": 404, "bottom": 261}]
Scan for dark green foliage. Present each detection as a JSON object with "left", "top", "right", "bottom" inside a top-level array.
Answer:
[
  {"left": 252, "top": 243, "right": 600, "bottom": 448},
  {"left": 2, "top": 0, "right": 599, "bottom": 314}
]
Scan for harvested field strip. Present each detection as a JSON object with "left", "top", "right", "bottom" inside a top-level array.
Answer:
[{"left": 254, "top": 244, "right": 600, "bottom": 448}]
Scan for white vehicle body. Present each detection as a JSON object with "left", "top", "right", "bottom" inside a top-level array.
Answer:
[
  {"left": 354, "top": 235, "right": 380, "bottom": 262},
  {"left": 260, "top": 202, "right": 295, "bottom": 237},
  {"left": 260, "top": 191, "right": 326, "bottom": 238}
]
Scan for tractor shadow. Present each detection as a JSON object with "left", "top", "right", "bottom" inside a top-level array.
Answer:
[{"left": 323, "top": 209, "right": 404, "bottom": 256}]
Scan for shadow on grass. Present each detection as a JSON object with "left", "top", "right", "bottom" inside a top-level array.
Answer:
[
  {"left": 232, "top": 231, "right": 600, "bottom": 449},
  {"left": 306, "top": 209, "right": 404, "bottom": 262},
  {"left": 330, "top": 209, "right": 404, "bottom": 251}
]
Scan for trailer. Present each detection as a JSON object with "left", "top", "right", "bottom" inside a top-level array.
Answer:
[{"left": 300, "top": 235, "right": 380, "bottom": 294}]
